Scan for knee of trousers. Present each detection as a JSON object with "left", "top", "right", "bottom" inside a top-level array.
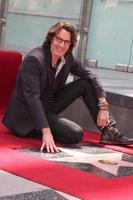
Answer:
[
  {"left": 70, "top": 128, "right": 84, "bottom": 144},
  {"left": 75, "top": 78, "right": 93, "bottom": 94}
]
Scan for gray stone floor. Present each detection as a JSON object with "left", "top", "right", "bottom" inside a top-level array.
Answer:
[
  {"left": 90, "top": 68, "right": 133, "bottom": 97},
  {"left": 0, "top": 170, "right": 80, "bottom": 200}
]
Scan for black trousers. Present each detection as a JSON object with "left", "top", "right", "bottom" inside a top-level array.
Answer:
[{"left": 30, "top": 78, "right": 115, "bottom": 144}]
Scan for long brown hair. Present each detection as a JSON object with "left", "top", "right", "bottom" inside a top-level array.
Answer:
[{"left": 43, "top": 21, "right": 78, "bottom": 53}]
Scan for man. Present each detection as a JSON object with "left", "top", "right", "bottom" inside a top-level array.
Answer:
[{"left": 2, "top": 21, "right": 133, "bottom": 153}]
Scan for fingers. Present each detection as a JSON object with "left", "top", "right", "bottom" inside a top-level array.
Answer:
[
  {"left": 41, "top": 130, "right": 60, "bottom": 153},
  {"left": 46, "top": 143, "right": 59, "bottom": 153},
  {"left": 100, "top": 122, "right": 108, "bottom": 130},
  {"left": 40, "top": 141, "right": 59, "bottom": 153},
  {"left": 97, "top": 118, "right": 109, "bottom": 129},
  {"left": 40, "top": 142, "right": 45, "bottom": 151},
  {"left": 53, "top": 144, "right": 60, "bottom": 153},
  {"left": 46, "top": 142, "right": 60, "bottom": 153},
  {"left": 97, "top": 112, "right": 110, "bottom": 130}
]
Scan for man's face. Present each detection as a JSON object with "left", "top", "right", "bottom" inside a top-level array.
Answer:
[{"left": 50, "top": 29, "right": 71, "bottom": 58}]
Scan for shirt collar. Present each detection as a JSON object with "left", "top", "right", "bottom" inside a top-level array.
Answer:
[{"left": 55, "top": 56, "right": 65, "bottom": 78}]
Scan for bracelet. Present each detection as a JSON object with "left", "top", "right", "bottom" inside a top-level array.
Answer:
[
  {"left": 98, "top": 99, "right": 109, "bottom": 110},
  {"left": 99, "top": 107, "right": 108, "bottom": 111},
  {"left": 98, "top": 101, "right": 108, "bottom": 107}
]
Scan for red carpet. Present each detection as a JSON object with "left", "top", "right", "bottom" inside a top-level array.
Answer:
[
  {"left": 0, "top": 113, "right": 133, "bottom": 155},
  {"left": 0, "top": 130, "right": 133, "bottom": 200}
]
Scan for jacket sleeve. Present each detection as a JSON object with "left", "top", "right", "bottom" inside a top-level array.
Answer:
[
  {"left": 20, "top": 56, "right": 49, "bottom": 130},
  {"left": 70, "top": 55, "right": 106, "bottom": 98}
]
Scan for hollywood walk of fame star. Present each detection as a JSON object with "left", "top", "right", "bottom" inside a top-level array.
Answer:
[{"left": 44, "top": 147, "right": 133, "bottom": 176}]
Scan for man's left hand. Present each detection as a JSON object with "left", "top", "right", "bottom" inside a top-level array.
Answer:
[{"left": 97, "top": 109, "right": 110, "bottom": 130}]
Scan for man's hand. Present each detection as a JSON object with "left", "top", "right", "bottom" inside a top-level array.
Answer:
[
  {"left": 40, "top": 128, "right": 59, "bottom": 153},
  {"left": 97, "top": 109, "right": 110, "bottom": 130}
]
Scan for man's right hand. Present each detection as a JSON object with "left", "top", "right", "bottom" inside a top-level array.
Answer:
[{"left": 40, "top": 128, "right": 59, "bottom": 153}]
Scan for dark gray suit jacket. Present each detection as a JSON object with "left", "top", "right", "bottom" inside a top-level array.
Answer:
[{"left": 2, "top": 46, "right": 106, "bottom": 136}]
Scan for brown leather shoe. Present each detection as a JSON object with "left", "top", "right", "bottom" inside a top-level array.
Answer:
[{"left": 100, "top": 125, "right": 133, "bottom": 145}]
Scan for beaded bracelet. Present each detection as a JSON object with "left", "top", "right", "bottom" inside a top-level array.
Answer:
[
  {"left": 98, "top": 99, "right": 109, "bottom": 110},
  {"left": 99, "top": 107, "right": 108, "bottom": 111}
]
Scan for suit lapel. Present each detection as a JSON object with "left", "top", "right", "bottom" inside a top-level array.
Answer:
[{"left": 44, "top": 47, "right": 55, "bottom": 89}]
